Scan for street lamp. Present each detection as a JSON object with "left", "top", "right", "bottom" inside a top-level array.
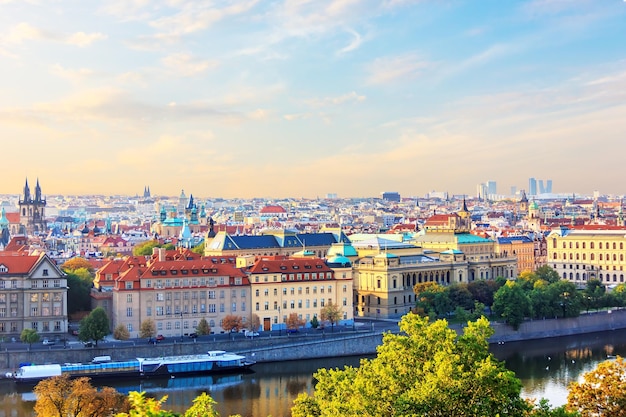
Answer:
[{"left": 180, "top": 311, "right": 184, "bottom": 341}]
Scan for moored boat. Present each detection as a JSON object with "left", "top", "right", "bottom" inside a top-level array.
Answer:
[{"left": 11, "top": 350, "right": 255, "bottom": 383}]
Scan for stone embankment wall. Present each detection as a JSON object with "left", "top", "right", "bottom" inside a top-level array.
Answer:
[{"left": 2, "top": 310, "right": 625, "bottom": 373}]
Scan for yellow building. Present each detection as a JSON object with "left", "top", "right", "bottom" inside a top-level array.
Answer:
[
  {"left": 547, "top": 226, "right": 626, "bottom": 287},
  {"left": 495, "top": 236, "right": 535, "bottom": 273},
  {"left": 245, "top": 253, "right": 353, "bottom": 331}
]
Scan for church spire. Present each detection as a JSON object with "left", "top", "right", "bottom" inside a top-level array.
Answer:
[
  {"left": 23, "top": 178, "right": 31, "bottom": 202},
  {"left": 35, "top": 178, "right": 42, "bottom": 202}
]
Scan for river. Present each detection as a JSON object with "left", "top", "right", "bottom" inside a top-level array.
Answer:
[{"left": 2, "top": 329, "right": 626, "bottom": 417}]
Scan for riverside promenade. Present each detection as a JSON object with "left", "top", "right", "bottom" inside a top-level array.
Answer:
[{"left": 2, "top": 309, "right": 625, "bottom": 376}]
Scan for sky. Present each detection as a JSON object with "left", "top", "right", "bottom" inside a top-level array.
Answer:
[{"left": 1, "top": 0, "right": 625, "bottom": 199}]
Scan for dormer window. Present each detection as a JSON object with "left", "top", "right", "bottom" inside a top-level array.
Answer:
[
  {"left": 293, "top": 265, "right": 299, "bottom": 269},
  {"left": 0, "top": 265, "right": 7, "bottom": 273},
  {"left": 181, "top": 270, "right": 188, "bottom": 275},
  {"left": 171, "top": 270, "right": 178, "bottom": 275},
  {"left": 192, "top": 269, "right": 199, "bottom": 274}
]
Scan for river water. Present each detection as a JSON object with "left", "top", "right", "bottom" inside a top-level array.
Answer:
[{"left": 3, "top": 329, "right": 626, "bottom": 417}]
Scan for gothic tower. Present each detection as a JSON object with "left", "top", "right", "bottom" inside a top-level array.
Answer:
[{"left": 18, "top": 178, "right": 47, "bottom": 235}]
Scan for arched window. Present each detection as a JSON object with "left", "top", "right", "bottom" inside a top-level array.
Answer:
[
  {"left": 591, "top": 254, "right": 595, "bottom": 260},
  {"left": 591, "top": 242, "right": 595, "bottom": 249},
  {"left": 599, "top": 242, "right": 603, "bottom": 249}
]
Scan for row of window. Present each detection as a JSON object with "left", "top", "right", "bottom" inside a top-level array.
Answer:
[
  {"left": 124, "top": 317, "right": 246, "bottom": 333},
  {"left": 150, "top": 289, "right": 247, "bottom": 302},
  {"left": 253, "top": 272, "right": 334, "bottom": 282},
  {"left": 133, "top": 302, "right": 247, "bottom": 317},
  {"left": 30, "top": 293, "right": 63, "bottom": 303},
  {"left": 144, "top": 277, "right": 242, "bottom": 288},
  {"left": 255, "top": 298, "right": 342, "bottom": 311},
  {"left": 562, "top": 272, "right": 625, "bottom": 283},
  {"left": 555, "top": 240, "right": 625, "bottom": 250},
  {"left": 254, "top": 285, "right": 341, "bottom": 297},
  {"left": 27, "top": 306, "right": 62, "bottom": 317},
  {"left": 29, "top": 321, "right": 63, "bottom": 332},
  {"left": 553, "top": 253, "right": 625, "bottom": 262}
]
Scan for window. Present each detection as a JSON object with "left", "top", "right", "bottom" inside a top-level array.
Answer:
[
  {"left": 209, "top": 291, "right": 216, "bottom": 299},
  {"left": 53, "top": 280, "right": 60, "bottom": 288},
  {"left": 43, "top": 269, "right": 49, "bottom": 277},
  {"left": 125, "top": 282, "right": 132, "bottom": 290},
  {"left": 127, "top": 294, "right": 132, "bottom": 303},
  {"left": 209, "top": 304, "right": 216, "bottom": 313},
  {"left": 146, "top": 307, "right": 152, "bottom": 316},
  {"left": 156, "top": 293, "right": 164, "bottom": 301},
  {"left": 31, "top": 307, "right": 38, "bottom": 317},
  {"left": 127, "top": 307, "right": 133, "bottom": 317}
]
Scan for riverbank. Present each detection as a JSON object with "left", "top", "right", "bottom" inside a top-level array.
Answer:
[{"left": 2, "top": 309, "right": 625, "bottom": 376}]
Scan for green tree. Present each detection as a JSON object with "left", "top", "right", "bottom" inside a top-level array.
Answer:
[
  {"left": 139, "top": 319, "right": 156, "bottom": 339},
  {"left": 448, "top": 283, "right": 474, "bottom": 310},
  {"left": 20, "top": 328, "right": 39, "bottom": 348},
  {"left": 191, "top": 242, "right": 205, "bottom": 255},
  {"left": 310, "top": 315, "right": 320, "bottom": 329},
  {"left": 115, "top": 392, "right": 179, "bottom": 417},
  {"left": 467, "top": 279, "right": 500, "bottom": 307},
  {"left": 132, "top": 240, "right": 161, "bottom": 256},
  {"left": 113, "top": 324, "right": 130, "bottom": 340},
  {"left": 320, "top": 301, "right": 343, "bottom": 331},
  {"left": 196, "top": 318, "right": 211, "bottom": 336},
  {"left": 291, "top": 314, "right": 529, "bottom": 416},
  {"left": 184, "top": 393, "right": 219, "bottom": 417},
  {"left": 583, "top": 279, "right": 605, "bottom": 312},
  {"left": 535, "top": 266, "right": 560, "bottom": 284},
  {"left": 567, "top": 356, "right": 626, "bottom": 416},
  {"left": 492, "top": 281, "right": 531, "bottom": 330},
  {"left": 552, "top": 280, "right": 582, "bottom": 318},
  {"left": 65, "top": 271, "right": 92, "bottom": 314},
  {"left": 78, "top": 307, "right": 109, "bottom": 346}
]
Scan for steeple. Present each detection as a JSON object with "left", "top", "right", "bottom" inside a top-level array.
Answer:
[
  {"left": 23, "top": 178, "right": 31, "bottom": 202},
  {"left": 35, "top": 178, "right": 42, "bottom": 202}
]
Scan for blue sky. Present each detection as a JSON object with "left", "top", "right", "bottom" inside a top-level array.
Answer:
[{"left": 1, "top": 0, "right": 625, "bottom": 199}]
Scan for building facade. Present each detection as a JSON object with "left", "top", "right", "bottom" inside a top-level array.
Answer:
[
  {"left": 0, "top": 253, "right": 67, "bottom": 338},
  {"left": 547, "top": 226, "right": 626, "bottom": 287},
  {"left": 246, "top": 254, "right": 353, "bottom": 331},
  {"left": 18, "top": 178, "right": 47, "bottom": 235}
]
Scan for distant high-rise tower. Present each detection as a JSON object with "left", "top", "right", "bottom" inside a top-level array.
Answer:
[
  {"left": 546, "top": 179, "right": 553, "bottom": 194},
  {"left": 18, "top": 178, "right": 47, "bottom": 235},
  {"left": 381, "top": 192, "right": 401, "bottom": 202},
  {"left": 510, "top": 186, "right": 517, "bottom": 196},
  {"left": 538, "top": 180, "right": 545, "bottom": 194},
  {"left": 486, "top": 181, "right": 497, "bottom": 197},
  {"left": 528, "top": 178, "right": 537, "bottom": 196}
]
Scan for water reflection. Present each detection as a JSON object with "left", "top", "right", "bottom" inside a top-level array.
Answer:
[{"left": 4, "top": 330, "right": 626, "bottom": 416}]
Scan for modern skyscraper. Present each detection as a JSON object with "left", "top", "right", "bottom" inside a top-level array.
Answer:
[
  {"left": 528, "top": 178, "right": 537, "bottom": 196},
  {"left": 546, "top": 179, "right": 553, "bottom": 194},
  {"left": 538, "top": 180, "right": 545, "bottom": 194},
  {"left": 486, "top": 181, "right": 497, "bottom": 196}
]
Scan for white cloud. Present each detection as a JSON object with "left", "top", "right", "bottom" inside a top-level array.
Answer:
[
  {"left": 161, "top": 52, "right": 218, "bottom": 76},
  {"left": 366, "top": 53, "right": 433, "bottom": 85},
  {"left": 149, "top": 0, "right": 260, "bottom": 40},
  {"left": 306, "top": 91, "right": 366, "bottom": 107},
  {"left": 50, "top": 64, "right": 95, "bottom": 81},
  {"left": 66, "top": 32, "right": 108, "bottom": 47},
  {"left": 337, "top": 28, "right": 362, "bottom": 55},
  {"left": 4, "top": 22, "right": 47, "bottom": 43}
]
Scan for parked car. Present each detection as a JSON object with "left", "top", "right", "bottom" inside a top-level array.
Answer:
[
  {"left": 188, "top": 332, "right": 198, "bottom": 338},
  {"left": 42, "top": 338, "right": 55, "bottom": 345},
  {"left": 156, "top": 334, "right": 165, "bottom": 341},
  {"left": 83, "top": 341, "right": 94, "bottom": 348},
  {"left": 244, "top": 330, "right": 259, "bottom": 338},
  {"left": 286, "top": 328, "right": 299, "bottom": 334}
]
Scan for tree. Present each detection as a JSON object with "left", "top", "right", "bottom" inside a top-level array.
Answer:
[
  {"left": 567, "top": 356, "right": 626, "bottom": 416},
  {"left": 139, "top": 319, "right": 156, "bottom": 339},
  {"left": 291, "top": 314, "right": 529, "bottom": 416},
  {"left": 197, "top": 318, "right": 211, "bottom": 336},
  {"left": 34, "top": 374, "right": 128, "bottom": 417},
  {"left": 448, "top": 284, "right": 474, "bottom": 311},
  {"left": 221, "top": 315, "right": 243, "bottom": 332},
  {"left": 65, "top": 271, "right": 92, "bottom": 314},
  {"left": 310, "top": 315, "right": 320, "bottom": 329},
  {"left": 113, "top": 324, "right": 130, "bottom": 340},
  {"left": 183, "top": 393, "right": 219, "bottom": 417},
  {"left": 191, "top": 242, "right": 205, "bottom": 255},
  {"left": 535, "top": 266, "right": 560, "bottom": 284},
  {"left": 61, "top": 257, "right": 94, "bottom": 274},
  {"left": 320, "top": 301, "right": 343, "bottom": 332},
  {"left": 584, "top": 279, "right": 606, "bottom": 312},
  {"left": 132, "top": 240, "right": 161, "bottom": 256},
  {"left": 467, "top": 279, "right": 500, "bottom": 307},
  {"left": 115, "top": 392, "right": 179, "bottom": 417},
  {"left": 20, "top": 328, "right": 39, "bottom": 348},
  {"left": 492, "top": 281, "right": 531, "bottom": 330},
  {"left": 247, "top": 314, "right": 260, "bottom": 332},
  {"left": 286, "top": 313, "right": 305, "bottom": 331},
  {"left": 78, "top": 307, "right": 109, "bottom": 346}
]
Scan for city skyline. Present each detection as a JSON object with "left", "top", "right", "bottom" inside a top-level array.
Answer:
[{"left": 1, "top": 1, "right": 625, "bottom": 198}]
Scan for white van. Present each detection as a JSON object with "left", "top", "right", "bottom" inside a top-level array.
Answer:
[{"left": 92, "top": 356, "right": 111, "bottom": 363}]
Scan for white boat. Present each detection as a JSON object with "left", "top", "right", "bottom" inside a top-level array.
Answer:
[{"left": 12, "top": 350, "right": 255, "bottom": 383}]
